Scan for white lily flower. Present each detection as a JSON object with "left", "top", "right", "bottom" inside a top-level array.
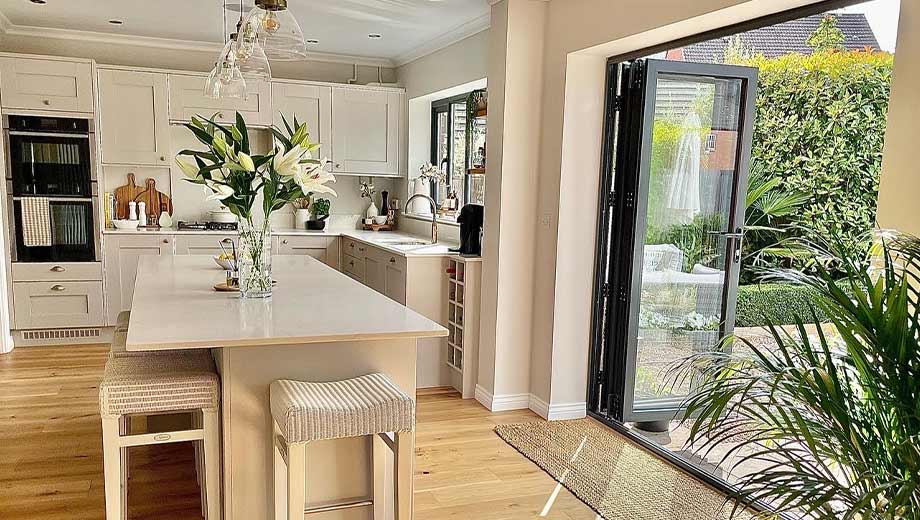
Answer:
[
  {"left": 237, "top": 152, "right": 255, "bottom": 171},
  {"left": 273, "top": 145, "right": 305, "bottom": 178},
  {"left": 176, "top": 158, "right": 200, "bottom": 179},
  {"left": 205, "top": 180, "right": 234, "bottom": 200},
  {"left": 294, "top": 161, "right": 336, "bottom": 196}
]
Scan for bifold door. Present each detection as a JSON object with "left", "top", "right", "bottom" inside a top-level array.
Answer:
[{"left": 589, "top": 59, "right": 758, "bottom": 428}]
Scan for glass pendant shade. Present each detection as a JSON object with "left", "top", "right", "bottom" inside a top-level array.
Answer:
[
  {"left": 240, "top": 6, "right": 307, "bottom": 60},
  {"left": 233, "top": 38, "right": 272, "bottom": 80},
  {"left": 204, "top": 40, "right": 247, "bottom": 99}
]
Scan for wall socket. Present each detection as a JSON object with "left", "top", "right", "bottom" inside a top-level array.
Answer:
[{"left": 540, "top": 212, "right": 553, "bottom": 227}]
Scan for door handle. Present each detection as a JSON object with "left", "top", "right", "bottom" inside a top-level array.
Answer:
[
  {"left": 50, "top": 284, "right": 66, "bottom": 292},
  {"left": 50, "top": 265, "right": 66, "bottom": 272},
  {"left": 707, "top": 231, "right": 743, "bottom": 239}
]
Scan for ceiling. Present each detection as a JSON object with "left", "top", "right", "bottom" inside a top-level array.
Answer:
[{"left": 0, "top": 0, "right": 491, "bottom": 64}]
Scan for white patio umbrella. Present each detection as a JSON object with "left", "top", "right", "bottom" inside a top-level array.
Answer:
[{"left": 665, "top": 112, "right": 703, "bottom": 225}]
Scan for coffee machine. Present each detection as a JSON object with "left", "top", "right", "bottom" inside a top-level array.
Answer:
[{"left": 455, "top": 204, "right": 484, "bottom": 256}]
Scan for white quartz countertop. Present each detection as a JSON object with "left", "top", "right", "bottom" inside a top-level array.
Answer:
[
  {"left": 126, "top": 255, "right": 448, "bottom": 351},
  {"left": 103, "top": 226, "right": 478, "bottom": 259}
]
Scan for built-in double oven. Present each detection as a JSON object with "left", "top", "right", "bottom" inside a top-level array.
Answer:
[{"left": 4, "top": 115, "right": 100, "bottom": 263}]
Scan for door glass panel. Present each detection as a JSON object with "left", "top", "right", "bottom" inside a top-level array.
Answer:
[{"left": 633, "top": 73, "right": 744, "bottom": 410}]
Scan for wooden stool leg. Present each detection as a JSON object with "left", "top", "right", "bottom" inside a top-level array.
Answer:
[
  {"left": 287, "top": 443, "right": 306, "bottom": 520},
  {"left": 394, "top": 431, "right": 414, "bottom": 520},
  {"left": 372, "top": 434, "right": 389, "bottom": 520},
  {"left": 202, "top": 410, "right": 222, "bottom": 520},
  {"left": 101, "top": 417, "right": 123, "bottom": 520},
  {"left": 273, "top": 423, "right": 286, "bottom": 520},
  {"left": 119, "top": 418, "right": 128, "bottom": 520}
]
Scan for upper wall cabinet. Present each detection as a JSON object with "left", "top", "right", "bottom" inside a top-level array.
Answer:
[
  {"left": 98, "top": 70, "right": 171, "bottom": 166},
  {"left": 0, "top": 57, "right": 94, "bottom": 113},
  {"left": 168, "top": 74, "right": 272, "bottom": 126},
  {"left": 331, "top": 87, "right": 403, "bottom": 177},
  {"left": 272, "top": 82, "right": 332, "bottom": 157}
]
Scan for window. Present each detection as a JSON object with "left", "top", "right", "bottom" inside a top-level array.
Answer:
[{"left": 428, "top": 91, "right": 487, "bottom": 218}]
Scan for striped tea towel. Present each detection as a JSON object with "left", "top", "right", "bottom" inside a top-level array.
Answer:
[{"left": 21, "top": 197, "right": 52, "bottom": 247}]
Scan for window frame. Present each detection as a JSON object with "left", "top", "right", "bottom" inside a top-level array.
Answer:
[{"left": 429, "top": 92, "right": 474, "bottom": 208}]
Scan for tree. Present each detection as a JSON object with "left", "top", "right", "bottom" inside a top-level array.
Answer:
[{"left": 807, "top": 15, "right": 846, "bottom": 52}]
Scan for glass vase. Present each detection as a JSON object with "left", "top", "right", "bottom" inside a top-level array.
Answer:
[{"left": 238, "top": 219, "right": 272, "bottom": 298}]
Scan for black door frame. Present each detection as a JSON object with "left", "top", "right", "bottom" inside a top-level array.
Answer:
[{"left": 585, "top": 0, "right": 875, "bottom": 514}]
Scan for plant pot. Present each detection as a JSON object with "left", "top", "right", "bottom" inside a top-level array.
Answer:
[
  {"left": 306, "top": 219, "right": 326, "bottom": 231},
  {"left": 294, "top": 208, "right": 311, "bottom": 230}
]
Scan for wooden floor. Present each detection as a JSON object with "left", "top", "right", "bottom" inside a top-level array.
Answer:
[{"left": 0, "top": 344, "right": 598, "bottom": 520}]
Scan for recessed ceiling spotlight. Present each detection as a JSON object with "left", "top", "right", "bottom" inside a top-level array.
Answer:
[
  {"left": 108, "top": 19, "right": 124, "bottom": 25},
  {"left": 29, "top": 0, "right": 46, "bottom": 4},
  {"left": 368, "top": 33, "right": 382, "bottom": 39},
  {"left": 306, "top": 39, "right": 319, "bottom": 45}
]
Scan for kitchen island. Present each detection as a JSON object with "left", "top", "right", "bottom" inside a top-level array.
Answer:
[{"left": 126, "top": 255, "right": 448, "bottom": 519}]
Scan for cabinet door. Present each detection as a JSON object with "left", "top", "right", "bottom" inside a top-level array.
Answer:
[
  {"left": 12, "top": 281, "right": 104, "bottom": 329},
  {"left": 384, "top": 262, "right": 407, "bottom": 305},
  {"left": 276, "top": 235, "right": 331, "bottom": 264},
  {"left": 104, "top": 235, "right": 173, "bottom": 324},
  {"left": 272, "top": 83, "right": 332, "bottom": 157},
  {"left": 168, "top": 74, "right": 272, "bottom": 126},
  {"left": 331, "top": 88, "right": 401, "bottom": 176},
  {"left": 342, "top": 253, "right": 364, "bottom": 282},
  {"left": 364, "top": 255, "right": 386, "bottom": 294},
  {"left": 98, "top": 70, "right": 171, "bottom": 166},
  {"left": 0, "top": 57, "right": 93, "bottom": 113},
  {"left": 174, "top": 234, "right": 237, "bottom": 255}
]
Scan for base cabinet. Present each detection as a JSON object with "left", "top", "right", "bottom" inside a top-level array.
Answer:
[
  {"left": 103, "top": 235, "right": 173, "bottom": 324},
  {"left": 273, "top": 235, "right": 339, "bottom": 270},
  {"left": 12, "top": 281, "right": 104, "bottom": 329}
]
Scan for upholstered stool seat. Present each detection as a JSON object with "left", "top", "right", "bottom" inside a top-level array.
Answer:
[
  {"left": 115, "top": 311, "right": 130, "bottom": 333},
  {"left": 100, "top": 351, "right": 219, "bottom": 418},
  {"left": 270, "top": 373, "right": 414, "bottom": 444},
  {"left": 270, "top": 373, "right": 415, "bottom": 520}
]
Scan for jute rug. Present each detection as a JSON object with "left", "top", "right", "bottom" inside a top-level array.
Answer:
[{"left": 494, "top": 419, "right": 757, "bottom": 520}]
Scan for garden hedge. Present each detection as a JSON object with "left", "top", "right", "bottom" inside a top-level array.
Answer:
[
  {"left": 740, "top": 50, "right": 894, "bottom": 273},
  {"left": 735, "top": 283, "right": 830, "bottom": 327}
]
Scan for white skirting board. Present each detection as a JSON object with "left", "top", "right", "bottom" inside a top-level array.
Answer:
[{"left": 475, "top": 384, "right": 586, "bottom": 420}]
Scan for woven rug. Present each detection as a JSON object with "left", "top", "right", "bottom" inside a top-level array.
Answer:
[{"left": 495, "top": 419, "right": 756, "bottom": 520}]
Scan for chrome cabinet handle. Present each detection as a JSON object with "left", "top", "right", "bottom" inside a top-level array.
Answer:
[
  {"left": 50, "top": 265, "right": 66, "bottom": 272},
  {"left": 50, "top": 284, "right": 66, "bottom": 292}
]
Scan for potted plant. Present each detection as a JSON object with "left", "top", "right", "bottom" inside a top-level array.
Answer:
[
  {"left": 307, "top": 198, "right": 330, "bottom": 230},
  {"left": 176, "top": 113, "right": 336, "bottom": 297},
  {"left": 671, "top": 231, "right": 920, "bottom": 518}
]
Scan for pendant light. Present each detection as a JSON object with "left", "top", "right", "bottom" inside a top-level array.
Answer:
[
  {"left": 204, "top": 0, "right": 247, "bottom": 99},
  {"left": 232, "top": 0, "right": 271, "bottom": 80},
  {"left": 238, "top": 0, "right": 307, "bottom": 61}
]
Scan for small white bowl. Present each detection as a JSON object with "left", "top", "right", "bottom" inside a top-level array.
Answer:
[
  {"left": 112, "top": 219, "right": 139, "bottom": 230},
  {"left": 373, "top": 216, "right": 388, "bottom": 225},
  {"left": 214, "top": 256, "right": 234, "bottom": 270}
]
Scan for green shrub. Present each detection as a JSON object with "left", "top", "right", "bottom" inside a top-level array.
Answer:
[
  {"left": 735, "top": 283, "right": 830, "bottom": 327},
  {"left": 737, "top": 50, "right": 893, "bottom": 275}
]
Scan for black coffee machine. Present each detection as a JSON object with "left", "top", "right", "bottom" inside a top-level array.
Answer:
[{"left": 454, "top": 204, "right": 484, "bottom": 256}]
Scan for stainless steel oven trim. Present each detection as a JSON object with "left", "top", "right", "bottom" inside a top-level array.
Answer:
[
  {"left": 2, "top": 114, "right": 95, "bottom": 132},
  {"left": 13, "top": 196, "right": 94, "bottom": 202},
  {"left": 7, "top": 131, "right": 91, "bottom": 138}
]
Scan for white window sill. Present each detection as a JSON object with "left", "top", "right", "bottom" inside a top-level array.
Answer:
[{"left": 401, "top": 212, "right": 460, "bottom": 227}]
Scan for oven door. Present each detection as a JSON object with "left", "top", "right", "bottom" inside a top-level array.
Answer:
[
  {"left": 7, "top": 132, "right": 93, "bottom": 197},
  {"left": 12, "top": 197, "right": 97, "bottom": 262}
]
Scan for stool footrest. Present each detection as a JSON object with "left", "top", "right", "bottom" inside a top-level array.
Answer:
[{"left": 304, "top": 498, "right": 373, "bottom": 515}]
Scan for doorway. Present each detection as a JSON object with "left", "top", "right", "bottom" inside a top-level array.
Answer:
[{"left": 588, "top": 58, "right": 758, "bottom": 430}]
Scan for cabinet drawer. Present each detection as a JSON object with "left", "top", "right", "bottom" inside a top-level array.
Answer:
[
  {"left": 174, "top": 234, "right": 238, "bottom": 255},
  {"left": 342, "top": 253, "right": 364, "bottom": 280},
  {"left": 168, "top": 74, "right": 271, "bottom": 126},
  {"left": 365, "top": 246, "right": 407, "bottom": 272},
  {"left": 13, "top": 281, "right": 104, "bottom": 329},
  {"left": 12, "top": 262, "right": 102, "bottom": 282},
  {"left": 342, "top": 238, "right": 368, "bottom": 257},
  {"left": 0, "top": 57, "right": 94, "bottom": 113}
]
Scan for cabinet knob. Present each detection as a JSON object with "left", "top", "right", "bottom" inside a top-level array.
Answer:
[
  {"left": 42, "top": 99, "right": 51, "bottom": 106},
  {"left": 349, "top": 261, "right": 354, "bottom": 266},
  {"left": 349, "top": 243, "right": 354, "bottom": 248},
  {"left": 218, "top": 112, "right": 225, "bottom": 119},
  {"left": 50, "top": 265, "right": 66, "bottom": 272},
  {"left": 162, "top": 238, "right": 170, "bottom": 244},
  {"left": 50, "top": 284, "right": 66, "bottom": 292},
  {"left": 220, "top": 238, "right": 233, "bottom": 244},
  {"left": 389, "top": 257, "right": 396, "bottom": 264},
  {"left": 335, "top": 163, "right": 341, "bottom": 169},
  {"left": 282, "top": 239, "right": 289, "bottom": 245},
  {"left": 358, "top": 247, "right": 365, "bottom": 253},
  {"left": 160, "top": 156, "right": 167, "bottom": 162}
]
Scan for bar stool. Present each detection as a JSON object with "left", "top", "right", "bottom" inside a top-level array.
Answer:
[
  {"left": 99, "top": 349, "right": 222, "bottom": 520},
  {"left": 270, "top": 373, "right": 415, "bottom": 520},
  {"left": 115, "top": 310, "right": 131, "bottom": 333}
]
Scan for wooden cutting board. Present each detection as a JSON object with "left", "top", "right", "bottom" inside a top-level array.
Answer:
[
  {"left": 133, "top": 178, "right": 173, "bottom": 223},
  {"left": 113, "top": 173, "right": 144, "bottom": 220}
]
